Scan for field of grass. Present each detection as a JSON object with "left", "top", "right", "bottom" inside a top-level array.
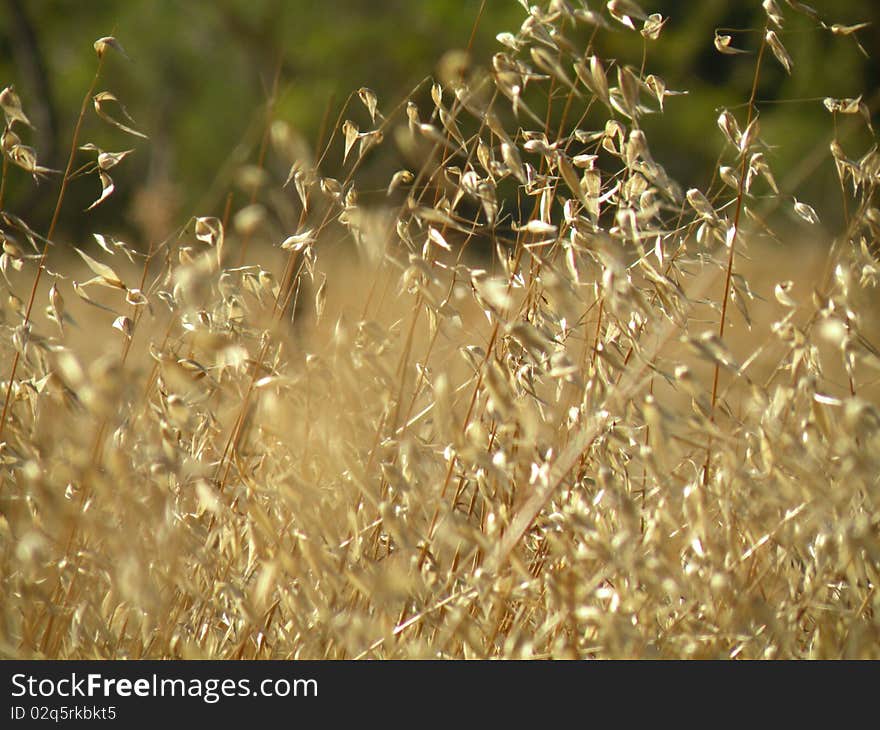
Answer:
[{"left": 1, "top": 1, "right": 879, "bottom": 659}]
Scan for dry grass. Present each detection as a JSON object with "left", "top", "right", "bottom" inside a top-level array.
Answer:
[{"left": 1, "top": 1, "right": 879, "bottom": 659}]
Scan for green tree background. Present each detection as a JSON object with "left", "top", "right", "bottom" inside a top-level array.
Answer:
[{"left": 1, "top": 0, "right": 877, "bottom": 242}]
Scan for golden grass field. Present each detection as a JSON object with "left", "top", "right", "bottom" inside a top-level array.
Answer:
[{"left": 1, "top": 2, "right": 879, "bottom": 658}]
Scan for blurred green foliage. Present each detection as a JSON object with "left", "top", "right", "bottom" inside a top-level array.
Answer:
[{"left": 1, "top": 0, "right": 877, "bottom": 241}]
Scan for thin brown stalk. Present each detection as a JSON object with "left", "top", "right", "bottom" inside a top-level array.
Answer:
[
  {"left": 0, "top": 55, "right": 105, "bottom": 440},
  {"left": 702, "top": 28, "right": 767, "bottom": 487}
]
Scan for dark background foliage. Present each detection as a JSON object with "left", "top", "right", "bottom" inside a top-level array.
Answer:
[{"left": 1, "top": 0, "right": 877, "bottom": 241}]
